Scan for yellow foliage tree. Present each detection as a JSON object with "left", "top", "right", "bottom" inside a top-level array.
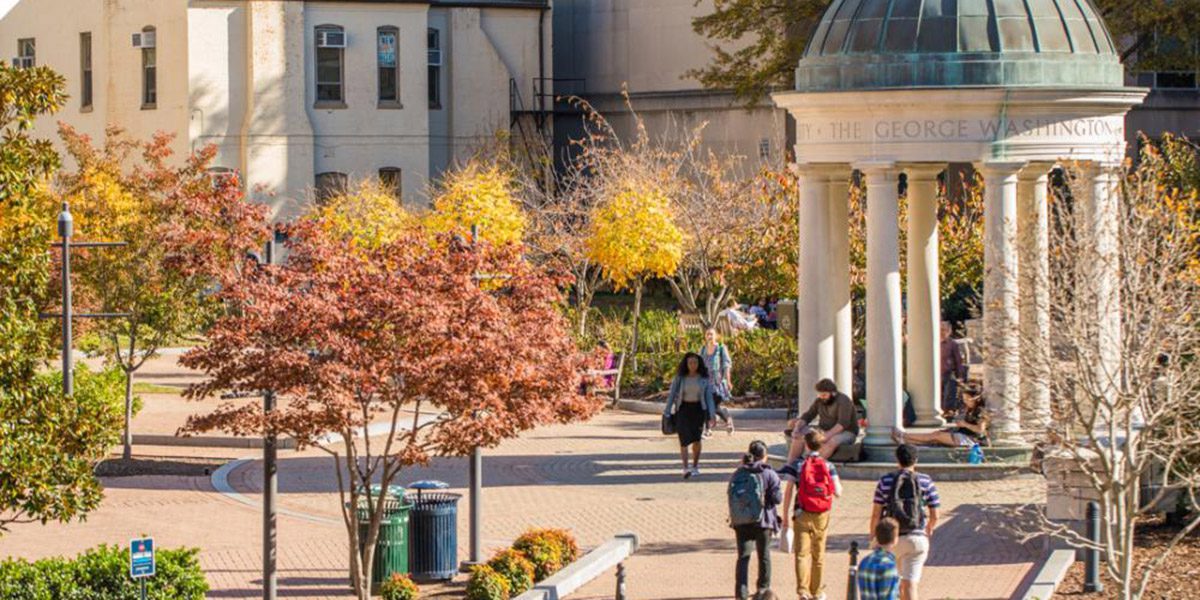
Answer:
[
  {"left": 426, "top": 163, "right": 526, "bottom": 245},
  {"left": 586, "top": 183, "right": 683, "bottom": 364},
  {"left": 308, "top": 180, "right": 414, "bottom": 251}
]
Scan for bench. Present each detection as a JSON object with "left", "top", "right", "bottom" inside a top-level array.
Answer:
[{"left": 585, "top": 352, "right": 625, "bottom": 407}]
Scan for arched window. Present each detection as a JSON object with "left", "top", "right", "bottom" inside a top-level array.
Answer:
[
  {"left": 315, "top": 172, "right": 348, "bottom": 203},
  {"left": 141, "top": 26, "right": 157, "bottom": 109},
  {"left": 315, "top": 25, "right": 346, "bottom": 105},
  {"left": 377, "top": 26, "right": 400, "bottom": 106},
  {"left": 378, "top": 167, "right": 402, "bottom": 202}
]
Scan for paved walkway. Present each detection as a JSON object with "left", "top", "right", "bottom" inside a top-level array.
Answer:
[{"left": 1, "top": 399, "right": 1044, "bottom": 599}]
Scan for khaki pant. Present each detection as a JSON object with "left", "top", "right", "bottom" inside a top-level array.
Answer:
[{"left": 793, "top": 510, "right": 830, "bottom": 598}]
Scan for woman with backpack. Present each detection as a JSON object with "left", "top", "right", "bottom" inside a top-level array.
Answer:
[
  {"left": 699, "top": 328, "right": 735, "bottom": 435},
  {"left": 728, "top": 440, "right": 782, "bottom": 600},
  {"left": 662, "top": 352, "right": 716, "bottom": 479},
  {"left": 780, "top": 430, "right": 843, "bottom": 600}
]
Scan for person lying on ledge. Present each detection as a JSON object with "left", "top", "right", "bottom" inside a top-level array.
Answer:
[{"left": 892, "top": 390, "right": 990, "bottom": 448}]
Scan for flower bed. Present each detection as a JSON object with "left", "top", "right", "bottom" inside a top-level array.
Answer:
[{"left": 467, "top": 528, "right": 580, "bottom": 600}]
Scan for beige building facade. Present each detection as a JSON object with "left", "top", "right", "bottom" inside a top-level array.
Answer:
[
  {"left": 553, "top": 0, "right": 788, "bottom": 163},
  {"left": 0, "top": 0, "right": 550, "bottom": 218}
]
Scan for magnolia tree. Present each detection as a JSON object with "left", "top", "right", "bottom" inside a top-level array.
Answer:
[
  {"left": 181, "top": 220, "right": 601, "bottom": 600},
  {"left": 1014, "top": 137, "right": 1200, "bottom": 599},
  {"left": 0, "top": 64, "right": 125, "bottom": 532},
  {"left": 57, "top": 125, "right": 266, "bottom": 460}
]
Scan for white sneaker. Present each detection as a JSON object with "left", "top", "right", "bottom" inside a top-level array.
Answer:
[{"left": 691, "top": 467, "right": 701, "bottom": 477}]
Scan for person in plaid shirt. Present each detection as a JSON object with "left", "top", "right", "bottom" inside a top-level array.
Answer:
[{"left": 858, "top": 518, "right": 901, "bottom": 600}]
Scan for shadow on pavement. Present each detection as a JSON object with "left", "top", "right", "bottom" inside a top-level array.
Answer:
[{"left": 924, "top": 503, "right": 1043, "bottom": 566}]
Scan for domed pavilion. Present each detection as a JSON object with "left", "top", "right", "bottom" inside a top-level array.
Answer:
[{"left": 772, "top": 0, "right": 1146, "bottom": 453}]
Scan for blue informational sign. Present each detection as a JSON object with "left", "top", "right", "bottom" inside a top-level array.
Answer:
[{"left": 130, "top": 537, "right": 155, "bottom": 579}]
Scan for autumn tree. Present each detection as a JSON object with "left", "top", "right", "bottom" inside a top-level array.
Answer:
[
  {"left": 307, "top": 179, "right": 415, "bottom": 250},
  {"left": 1013, "top": 137, "right": 1200, "bottom": 599},
  {"left": 58, "top": 125, "right": 266, "bottom": 460},
  {"left": 0, "top": 64, "right": 125, "bottom": 532},
  {"left": 425, "top": 162, "right": 527, "bottom": 246},
  {"left": 586, "top": 178, "right": 684, "bottom": 366},
  {"left": 689, "top": 0, "right": 1200, "bottom": 105},
  {"left": 181, "top": 221, "right": 601, "bottom": 600}
]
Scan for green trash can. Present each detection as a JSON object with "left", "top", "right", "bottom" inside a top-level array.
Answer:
[{"left": 351, "top": 485, "right": 411, "bottom": 587}]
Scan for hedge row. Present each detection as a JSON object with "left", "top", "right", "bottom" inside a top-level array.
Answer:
[{"left": 0, "top": 544, "right": 207, "bottom": 600}]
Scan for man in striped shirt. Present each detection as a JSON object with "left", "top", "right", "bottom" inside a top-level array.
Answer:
[
  {"left": 858, "top": 518, "right": 901, "bottom": 600},
  {"left": 869, "top": 444, "right": 940, "bottom": 600}
]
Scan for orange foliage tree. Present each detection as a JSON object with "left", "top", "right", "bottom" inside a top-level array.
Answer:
[{"left": 180, "top": 221, "right": 601, "bottom": 600}]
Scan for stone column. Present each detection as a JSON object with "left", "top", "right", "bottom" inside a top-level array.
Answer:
[
  {"left": 828, "top": 171, "right": 854, "bottom": 396},
  {"left": 797, "top": 166, "right": 833, "bottom": 396},
  {"left": 860, "top": 162, "right": 903, "bottom": 446},
  {"left": 1079, "top": 163, "right": 1123, "bottom": 415},
  {"left": 981, "top": 161, "right": 1026, "bottom": 445},
  {"left": 905, "top": 165, "right": 946, "bottom": 427},
  {"left": 1018, "top": 166, "right": 1052, "bottom": 437}
]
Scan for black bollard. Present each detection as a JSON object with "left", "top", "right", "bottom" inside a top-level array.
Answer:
[
  {"left": 1084, "top": 501, "right": 1103, "bottom": 593},
  {"left": 847, "top": 540, "right": 860, "bottom": 600},
  {"left": 615, "top": 562, "right": 627, "bottom": 600}
]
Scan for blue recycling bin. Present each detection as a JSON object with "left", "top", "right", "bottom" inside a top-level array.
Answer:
[{"left": 405, "top": 481, "right": 461, "bottom": 581}]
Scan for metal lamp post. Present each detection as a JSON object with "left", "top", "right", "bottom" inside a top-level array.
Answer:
[
  {"left": 40, "top": 202, "right": 129, "bottom": 395},
  {"left": 464, "top": 223, "right": 484, "bottom": 569}
]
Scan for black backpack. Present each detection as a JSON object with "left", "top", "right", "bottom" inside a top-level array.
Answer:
[{"left": 884, "top": 470, "right": 926, "bottom": 535}]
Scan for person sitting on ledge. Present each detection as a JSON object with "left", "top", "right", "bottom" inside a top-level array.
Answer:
[
  {"left": 787, "top": 378, "right": 859, "bottom": 462},
  {"left": 892, "top": 389, "right": 989, "bottom": 448}
]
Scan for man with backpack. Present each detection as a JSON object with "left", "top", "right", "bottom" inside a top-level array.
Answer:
[
  {"left": 780, "top": 430, "right": 843, "bottom": 600},
  {"left": 870, "top": 444, "right": 941, "bottom": 600},
  {"left": 728, "top": 440, "right": 782, "bottom": 600}
]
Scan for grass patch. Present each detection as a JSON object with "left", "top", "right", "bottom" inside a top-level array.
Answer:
[{"left": 132, "top": 382, "right": 182, "bottom": 394}]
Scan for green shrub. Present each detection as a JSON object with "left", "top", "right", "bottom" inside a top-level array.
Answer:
[
  {"left": 379, "top": 572, "right": 419, "bottom": 600},
  {"left": 466, "top": 565, "right": 511, "bottom": 600},
  {"left": 0, "top": 544, "right": 207, "bottom": 600},
  {"left": 511, "top": 530, "right": 565, "bottom": 582},
  {"left": 485, "top": 549, "right": 534, "bottom": 595},
  {"left": 726, "top": 329, "right": 798, "bottom": 400}
]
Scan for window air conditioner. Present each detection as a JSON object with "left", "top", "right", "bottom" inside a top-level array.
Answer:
[
  {"left": 132, "top": 31, "right": 156, "bottom": 48},
  {"left": 317, "top": 30, "right": 347, "bottom": 48},
  {"left": 427, "top": 49, "right": 442, "bottom": 66}
]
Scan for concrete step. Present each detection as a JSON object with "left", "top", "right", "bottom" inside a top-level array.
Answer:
[{"left": 832, "top": 461, "right": 1034, "bottom": 481}]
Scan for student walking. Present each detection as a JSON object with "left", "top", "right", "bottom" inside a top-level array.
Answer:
[
  {"left": 727, "top": 441, "right": 782, "bottom": 600},
  {"left": 780, "top": 430, "right": 843, "bottom": 600},
  {"left": 662, "top": 352, "right": 716, "bottom": 479},
  {"left": 858, "top": 518, "right": 902, "bottom": 600},
  {"left": 699, "top": 328, "right": 735, "bottom": 435},
  {"left": 870, "top": 444, "right": 940, "bottom": 600}
]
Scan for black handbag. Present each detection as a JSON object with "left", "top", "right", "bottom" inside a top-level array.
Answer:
[{"left": 661, "top": 413, "right": 677, "bottom": 435}]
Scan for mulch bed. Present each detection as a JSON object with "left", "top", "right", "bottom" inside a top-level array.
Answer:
[
  {"left": 1055, "top": 517, "right": 1200, "bottom": 599},
  {"left": 95, "top": 456, "right": 225, "bottom": 477}
]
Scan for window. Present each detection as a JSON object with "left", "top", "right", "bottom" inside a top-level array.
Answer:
[
  {"left": 15, "top": 38, "right": 34, "bottom": 68},
  {"left": 379, "top": 168, "right": 402, "bottom": 202},
  {"left": 315, "top": 25, "right": 345, "bottom": 105},
  {"left": 80, "top": 33, "right": 93, "bottom": 110},
  {"left": 206, "top": 167, "right": 237, "bottom": 188},
  {"left": 377, "top": 27, "right": 400, "bottom": 105},
  {"left": 757, "top": 138, "right": 770, "bottom": 160},
  {"left": 427, "top": 28, "right": 441, "bottom": 108},
  {"left": 315, "top": 172, "right": 348, "bottom": 203},
  {"left": 141, "top": 27, "right": 156, "bottom": 109}
]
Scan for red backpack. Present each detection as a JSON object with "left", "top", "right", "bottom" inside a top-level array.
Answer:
[{"left": 796, "top": 455, "right": 834, "bottom": 513}]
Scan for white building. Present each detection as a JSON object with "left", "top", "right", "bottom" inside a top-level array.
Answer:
[{"left": 0, "top": 0, "right": 551, "bottom": 218}]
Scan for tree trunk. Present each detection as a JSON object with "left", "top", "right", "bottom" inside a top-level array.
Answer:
[
  {"left": 630, "top": 280, "right": 643, "bottom": 371},
  {"left": 122, "top": 369, "right": 134, "bottom": 460}
]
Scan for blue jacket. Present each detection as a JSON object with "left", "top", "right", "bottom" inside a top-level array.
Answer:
[{"left": 663, "top": 374, "right": 717, "bottom": 418}]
